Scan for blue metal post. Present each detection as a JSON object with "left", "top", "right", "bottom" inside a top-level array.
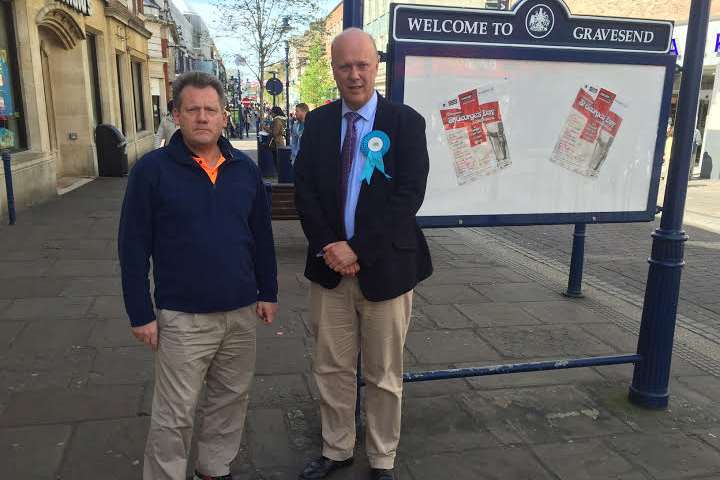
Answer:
[
  {"left": 343, "top": 0, "right": 364, "bottom": 29},
  {"left": 563, "top": 223, "right": 586, "bottom": 298},
  {"left": 629, "top": 0, "right": 710, "bottom": 409},
  {"left": 2, "top": 149, "right": 16, "bottom": 225}
]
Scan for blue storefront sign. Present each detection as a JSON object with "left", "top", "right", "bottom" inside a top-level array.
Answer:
[{"left": 392, "top": 0, "right": 673, "bottom": 53}]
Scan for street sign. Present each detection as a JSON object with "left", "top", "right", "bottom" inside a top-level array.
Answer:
[{"left": 265, "top": 77, "right": 283, "bottom": 96}]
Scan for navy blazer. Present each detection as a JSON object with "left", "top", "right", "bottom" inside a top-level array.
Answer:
[{"left": 294, "top": 93, "right": 433, "bottom": 301}]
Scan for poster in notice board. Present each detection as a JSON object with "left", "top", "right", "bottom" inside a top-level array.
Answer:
[{"left": 403, "top": 55, "right": 669, "bottom": 218}]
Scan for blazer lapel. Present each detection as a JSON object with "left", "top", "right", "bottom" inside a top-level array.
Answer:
[
  {"left": 327, "top": 100, "right": 343, "bottom": 202},
  {"left": 358, "top": 93, "right": 393, "bottom": 202}
]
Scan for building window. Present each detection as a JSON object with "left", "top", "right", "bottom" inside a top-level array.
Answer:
[
  {"left": 131, "top": 60, "right": 146, "bottom": 132},
  {"left": 116, "top": 54, "right": 127, "bottom": 134},
  {"left": 86, "top": 32, "right": 103, "bottom": 126},
  {"left": 0, "top": 0, "right": 27, "bottom": 151}
]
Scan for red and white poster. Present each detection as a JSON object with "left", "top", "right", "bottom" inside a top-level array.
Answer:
[
  {"left": 439, "top": 85, "right": 511, "bottom": 185},
  {"left": 550, "top": 85, "right": 626, "bottom": 177}
]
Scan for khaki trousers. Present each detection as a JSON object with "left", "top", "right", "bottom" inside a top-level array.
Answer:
[
  {"left": 310, "top": 278, "right": 413, "bottom": 469},
  {"left": 143, "top": 305, "right": 257, "bottom": 480}
]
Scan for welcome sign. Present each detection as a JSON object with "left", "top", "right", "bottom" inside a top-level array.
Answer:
[{"left": 392, "top": 0, "right": 673, "bottom": 53}]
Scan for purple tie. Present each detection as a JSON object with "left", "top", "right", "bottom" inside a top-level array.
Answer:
[{"left": 340, "top": 111, "right": 361, "bottom": 213}]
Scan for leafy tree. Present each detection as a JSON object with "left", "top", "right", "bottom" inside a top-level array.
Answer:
[
  {"left": 298, "top": 27, "right": 336, "bottom": 107},
  {"left": 212, "top": 0, "right": 318, "bottom": 111}
]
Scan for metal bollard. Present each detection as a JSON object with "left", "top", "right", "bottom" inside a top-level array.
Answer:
[{"left": 563, "top": 223, "right": 586, "bottom": 298}]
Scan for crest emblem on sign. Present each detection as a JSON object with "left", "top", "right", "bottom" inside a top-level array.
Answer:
[{"left": 525, "top": 5, "right": 554, "bottom": 39}]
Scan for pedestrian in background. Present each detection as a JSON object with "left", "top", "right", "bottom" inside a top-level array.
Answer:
[
  {"left": 294, "top": 28, "right": 432, "bottom": 480},
  {"left": 290, "top": 103, "right": 309, "bottom": 164},
  {"left": 119, "top": 71, "right": 278, "bottom": 480},
  {"left": 153, "top": 100, "right": 178, "bottom": 149}
]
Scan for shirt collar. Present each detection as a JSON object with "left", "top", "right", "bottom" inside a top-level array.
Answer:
[{"left": 341, "top": 91, "right": 378, "bottom": 122}]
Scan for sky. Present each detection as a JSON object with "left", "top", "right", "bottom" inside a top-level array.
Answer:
[{"left": 180, "top": 0, "right": 339, "bottom": 80}]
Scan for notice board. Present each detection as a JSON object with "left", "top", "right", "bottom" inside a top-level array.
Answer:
[{"left": 388, "top": 0, "right": 676, "bottom": 227}]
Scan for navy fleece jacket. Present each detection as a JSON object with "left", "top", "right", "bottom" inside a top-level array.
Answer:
[{"left": 118, "top": 131, "right": 277, "bottom": 327}]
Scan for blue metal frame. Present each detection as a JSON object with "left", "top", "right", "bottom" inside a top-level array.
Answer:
[{"left": 388, "top": 42, "right": 676, "bottom": 228}]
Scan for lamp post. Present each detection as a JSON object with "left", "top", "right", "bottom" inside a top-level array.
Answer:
[{"left": 285, "top": 40, "right": 290, "bottom": 142}]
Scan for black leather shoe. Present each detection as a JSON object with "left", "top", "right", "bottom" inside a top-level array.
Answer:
[
  {"left": 298, "top": 456, "right": 354, "bottom": 479},
  {"left": 370, "top": 468, "right": 395, "bottom": 480}
]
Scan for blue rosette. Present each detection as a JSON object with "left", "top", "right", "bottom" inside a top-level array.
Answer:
[{"left": 359, "top": 130, "right": 392, "bottom": 185}]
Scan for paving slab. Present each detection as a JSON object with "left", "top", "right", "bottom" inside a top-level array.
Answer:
[
  {"left": 58, "top": 417, "right": 149, "bottom": 480},
  {"left": 0, "top": 347, "right": 95, "bottom": 391},
  {"left": 460, "top": 385, "right": 632, "bottom": 444},
  {"left": 246, "top": 408, "right": 299, "bottom": 468},
  {"left": 0, "top": 277, "right": 68, "bottom": 299},
  {"left": 60, "top": 276, "right": 122, "bottom": 297},
  {"left": 399, "top": 395, "right": 499, "bottom": 456},
  {"left": 48, "top": 259, "right": 118, "bottom": 277},
  {"left": 0, "top": 385, "right": 144, "bottom": 426},
  {"left": 407, "top": 307, "right": 437, "bottom": 331},
  {"left": 420, "top": 266, "right": 529, "bottom": 285},
  {"left": 0, "top": 321, "right": 25, "bottom": 349},
  {"left": 249, "top": 374, "right": 312, "bottom": 407},
  {"left": 586, "top": 383, "right": 720, "bottom": 433},
  {"left": 579, "top": 322, "right": 639, "bottom": 352},
  {"left": 9, "top": 318, "right": 95, "bottom": 352},
  {"left": 473, "top": 283, "right": 561, "bottom": 303},
  {"left": 519, "top": 300, "right": 610, "bottom": 324},
  {"left": 0, "top": 424, "right": 72, "bottom": 478},
  {"left": 418, "top": 304, "right": 474, "bottom": 329},
  {"left": 88, "top": 318, "right": 137, "bottom": 347},
  {"left": 256, "top": 338, "right": 310, "bottom": 375},
  {"left": 405, "top": 447, "right": 555, "bottom": 480},
  {"left": 0, "top": 297, "right": 93, "bottom": 321},
  {"left": 405, "top": 330, "right": 501, "bottom": 364},
  {"left": 456, "top": 302, "right": 542, "bottom": 328},
  {"left": 414, "top": 285, "right": 492, "bottom": 305},
  {"left": 608, "top": 432, "right": 720, "bottom": 479},
  {"left": 89, "top": 346, "right": 154, "bottom": 385},
  {"left": 0, "top": 260, "right": 53, "bottom": 278},
  {"left": 675, "top": 375, "right": 720, "bottom": 403},
  {"left": 476, "top": 325, "right": 615, "bottom": 358},
  {"left": 256, "top": 310, "right": 307, "bottom": 339},
  {"left": 88, "top": 295, "right": 128, "bottom": 319},
  {"left": 532, "top": 438, "right": 650, "bottom": 480}
]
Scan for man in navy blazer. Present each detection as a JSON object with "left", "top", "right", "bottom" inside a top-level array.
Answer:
[{"left": 294, "top": 28, "right": 432, "bottom": 480}]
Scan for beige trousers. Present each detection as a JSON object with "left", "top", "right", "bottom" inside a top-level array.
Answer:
[
  {"left": 143, "top": 305, "right": 257, "bottom": 480},
  {"left": 310, "top": 278, "right": 413, "bottom": 470}
]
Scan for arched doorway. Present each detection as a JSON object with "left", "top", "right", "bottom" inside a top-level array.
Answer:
[{"left": 36, "top": 6, "right": 94, "bottom": 186}]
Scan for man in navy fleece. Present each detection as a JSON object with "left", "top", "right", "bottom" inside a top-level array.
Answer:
[{"left": 118, "top": 71, "right": 278, "bottom": 480}]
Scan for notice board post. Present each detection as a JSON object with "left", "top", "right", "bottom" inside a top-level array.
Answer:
[
  {"left": 385, "top": 0, "right": 692, "bottom": 408},
  {"left": 629, "top": 0, "right": 710, "bottom": 409}
]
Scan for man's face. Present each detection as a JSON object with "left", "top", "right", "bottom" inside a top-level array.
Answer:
[
  {"left": 173, "top": 86, "right": 227, "bottom": 149},
  {"left": 295, "top": 108, "right": 307, "bottom": 122},
  {"left": 332, "top": 33, "right": 379, "bottom": 110}
]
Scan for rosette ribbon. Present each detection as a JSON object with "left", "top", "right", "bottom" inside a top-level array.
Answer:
[{"left": 359, "top": 130, "right": 392, "bottom": 185}]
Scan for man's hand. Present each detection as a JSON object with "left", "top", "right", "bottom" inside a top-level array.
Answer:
[
  {"left": 257, "top": 302, "right": 278, "bottom": 324},
  {"left": 132, "top": 321, "right": 158, "bottom": 351},
  {"left": 339, "top": 262, "right": 360, "bottom": 277},
  {"left": 323, "top": 241, "right": 358, "bottom": 272}
]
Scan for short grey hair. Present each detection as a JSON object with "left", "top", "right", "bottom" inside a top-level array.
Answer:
[
  {"left": 330, "top": 27, "right": 378, "bottom": 62},
  {"left": 172, "top": 71, "right": 226, "bottom": 110}
]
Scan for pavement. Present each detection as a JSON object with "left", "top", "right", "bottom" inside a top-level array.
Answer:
[{"left": 2, "top": 141, "right": 720, "bottom": 479}]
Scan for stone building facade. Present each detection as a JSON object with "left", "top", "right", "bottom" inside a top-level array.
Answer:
[{"left": 1, "top": 0, "right": 154, "bottom": 218}]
